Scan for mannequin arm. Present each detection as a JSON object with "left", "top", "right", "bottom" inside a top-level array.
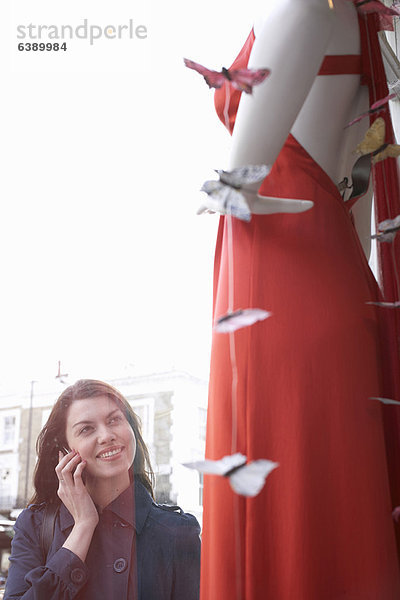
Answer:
[
  {"left": 228, "top": 0, "right": 336, "bottom": 214},
  {"left": 230, "top": 0, "right": 335, "bottom": 169}
]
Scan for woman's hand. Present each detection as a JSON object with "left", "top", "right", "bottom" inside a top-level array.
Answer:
[
  {"left": 56, "top": 450, "right": 99, "bottom": 562},
  {"left": 56, "top": 450, "right": 99, "bottom": 528}
]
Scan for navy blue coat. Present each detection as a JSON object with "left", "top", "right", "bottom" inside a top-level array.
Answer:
[{"left": 4, "top": 481, "right": 200, "bottom": 600}]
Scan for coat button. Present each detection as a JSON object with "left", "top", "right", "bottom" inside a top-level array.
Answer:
[
  {"left": 113, "top": 558, "right": 127, "bottom": 573},
  {"left": 70, "top": 568, "right": 86, "bottom": 584}
]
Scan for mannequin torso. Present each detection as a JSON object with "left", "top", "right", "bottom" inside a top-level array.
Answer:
[{"left": 231, "top": 0, "right": 372, "bottom": 255}]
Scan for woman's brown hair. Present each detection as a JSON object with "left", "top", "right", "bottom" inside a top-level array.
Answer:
[{"left": 29, "top": 379, "right": 155, "bottom": 506}]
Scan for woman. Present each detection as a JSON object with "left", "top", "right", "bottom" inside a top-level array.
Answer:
[
  {"left": 4, "top": 379, "right": 200, "bottom": 600},
  {"left": 201, "top": 1, "right": 400, "bottom": 598}
]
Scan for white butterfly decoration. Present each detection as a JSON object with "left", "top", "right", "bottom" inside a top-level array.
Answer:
[
  {"left": 183, "top": 452, "right": 279, "bottom": 497},
  {"left": 367, "top": 300, "right": 400, "bottom": 308},
  {"left": 370, "top": 396, "right": 400, "bottom": 406},
  {"left": 198, "top": 165, "right": 270, "bottom": 222},
  {"left": 371, "top": 214, "right": 400, "bottom": 243},
  {"left": 214, "top": 308, "right": 272, "bottom": 333}
]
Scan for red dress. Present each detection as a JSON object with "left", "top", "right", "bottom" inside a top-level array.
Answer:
[{"left": 201, "top": 27, "right": 400, "bottom": 600}]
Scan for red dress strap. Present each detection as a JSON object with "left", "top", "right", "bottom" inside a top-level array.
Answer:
[
  {"left": 317, "top": 54, "right": 362, "bottom": 75},
  {"left": 214, "top": 29, "right": 255, "bottom": 135},
  {"left": 214, "top": 30, "right": 363, "bottom": 134}
]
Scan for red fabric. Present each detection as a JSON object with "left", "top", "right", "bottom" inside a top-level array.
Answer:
[
  {"left": 203, "top": 17, "right": 400, "bottom": 600},
  {"left": 359, "top": 11, "right": 400, "bottom": 553}
]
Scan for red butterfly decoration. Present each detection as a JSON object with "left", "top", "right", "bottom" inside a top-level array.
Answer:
[
  {"left": 183, "top": 58, "right": 270, "bottom": 94},
  {"left": 393, "top": 506, "right": 400, "bottom": 522},
  {"left": 346, "top": 93, "right": 396, "bottom": 127},
  {"left": 353, "top": 0, "right": 400, "bottom": 16},
  {"left": 378, "top": 11, "right": 397, "bottom": 29}
]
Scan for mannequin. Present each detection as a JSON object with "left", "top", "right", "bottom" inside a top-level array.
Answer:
[
  {"left": 201, "top": 1, "right": 400, "bottom": 599},
  {"left": 230, "top": 0, "right": 372, "bottom": 255}
]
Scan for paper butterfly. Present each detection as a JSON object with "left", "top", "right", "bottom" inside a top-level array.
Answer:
[
  {"left": 342, "top": 153, "right": 372, "bottom": 206},
  {"left": 346, "top": 94, "right": 396, "bottom": 128},
  {"left": 353, "top": 0, "right": 400, "bottom": 16},
  {"left": 393, "top": 506, "right": 400, "bottom": 522},
  {"left": 367, "top": 300, "right": 400, "bottom": 308},
  {"left": 378, "top": 11, "right": 398, "bottom": 30},
  {"left": 199, "top": 165, "right": 270, "bottom": 222},
  {"left": 370, "top": 396, "right": 400, "bottom": 405},
  {"left": 216, "top": 166, "right": 271, "bottom": 187},
  {"left": 198, "top": 183, "right": 252, "bottom": 221},
  {"left": 184, "top": 58, "right": 270, "bottom": 94},
  {"left": 355, "top": 117, "right": 400, "bottom": 163},
  {"left": 215, "top": 308, "right": 272, "bottom": 333},
  {"left": 183, "top": 453, "right": 279, "bottom": 497},
  {"left": 371, "top": 214, "right": 400, "bottom": 242}
]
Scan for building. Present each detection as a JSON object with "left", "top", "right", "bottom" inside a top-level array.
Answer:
[{"left": 0, "top": 370, "right": 207, "bottom": 525}]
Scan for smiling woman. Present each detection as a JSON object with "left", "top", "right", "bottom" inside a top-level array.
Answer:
[
  {"left": 62, "top": 398, "right": 138, "bottom": 511},
  {"left": 4, "top": 380, "right": 200, "bottom": 600}
]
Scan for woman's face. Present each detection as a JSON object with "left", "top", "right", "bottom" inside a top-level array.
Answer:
[{"left": 65, "top": 395, "right": 136, "bottom": 484}]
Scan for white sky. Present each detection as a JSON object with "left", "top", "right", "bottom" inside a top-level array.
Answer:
[
  {"left": 0, "top": 0, "right": 266, "bottom": 391},
  {"left": 1, "top": 0, "right": 386, "bottom": 394}
]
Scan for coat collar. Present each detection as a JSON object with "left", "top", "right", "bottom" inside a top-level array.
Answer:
[{"left": 59, "top": 479, "right": 153, "bottom": 535}]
